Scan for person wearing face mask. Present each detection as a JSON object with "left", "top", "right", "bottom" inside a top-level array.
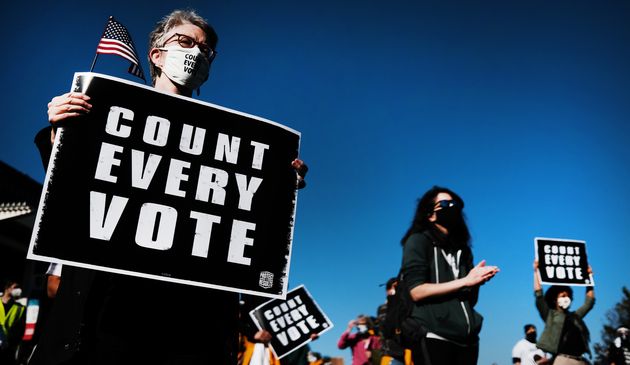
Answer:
[
  {"left": 1, "top": 280, "right": 26, "bottom": 365},
  {"left": 32, "top": 9, "right": 308, "bottom": 365},
  {"left": 533, "top": 261, "right": 595, "bottom": 365},
  {"left": 376, "top": 278, "right": 409, "bottom": 365},
  {"left": 512, "top": 324, "right": 550, "bottom": 365},
  {"left": 608, "top": 326, "right": 630, "bottom": 365},
  {"left": 337, "top": 315, "right": 381, "bottom": 365},
  {"left": 400, "top": 186, "right": 499, "bottom": 365}
]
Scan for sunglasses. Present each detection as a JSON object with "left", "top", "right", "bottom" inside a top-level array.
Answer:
[{"left": 434, "top": 200, "right": 459, "bottom": 210}]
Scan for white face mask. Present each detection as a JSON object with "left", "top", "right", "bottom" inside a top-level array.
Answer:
[
  {"left": 10, "top": 288, "right": 22, "bottom": 298},
  {"left": 307, "top": 355, "right": 317, "bottom": 362},
  {"left": 557, "top": 297, "right": 571, "bottom": 309},
  {"left": 159, "top": 46, "right": 209, "bottom": 90},
  {"left": 357, "top": 324, "right": 368, "bottom": 333}
]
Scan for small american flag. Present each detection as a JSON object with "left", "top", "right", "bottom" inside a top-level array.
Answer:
[{"left": 95, "top": 16, "right": 146, "bottom": 81}]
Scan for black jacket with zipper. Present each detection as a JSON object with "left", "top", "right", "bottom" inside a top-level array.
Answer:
[{"left": 401, "top": 230, "right": 482, "bottom": 345}]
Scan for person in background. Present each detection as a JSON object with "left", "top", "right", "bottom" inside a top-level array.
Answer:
[
  {"left": 533, "top": 261, "right": 595, "bottom": 365},
  {"left": 512, "top": 324, "right": 550, "bottom": 365},
  {"left": 238, "top": 296, "right": 279, "bottom": 365},
  {"left": 376, "top": 277, "right": 406, "bottom": 365},
  {"left": 31, "top": 9, "right": 308, "bottom": 365},
  {"left": 307, "top": 351, "right": 323, "bottom": 365},
  {"left": 0, "top": 280, "right": 26, "bottom": 365},
  {"left": 608, "top": 326, "right": 630, "bottom": 365},
  {"left": 337, "top": 314, "right": 381, "bottom": 365},
  {"left": 400, "top": 186, "right": 499, "bottom": 365}
]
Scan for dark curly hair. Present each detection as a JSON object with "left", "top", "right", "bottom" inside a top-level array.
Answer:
[
  {"left": 544, "top": 285, "right": 573, "bottom": 308},
  {"left": 401, "top": 185, "right": 470, "bottom": 247}
]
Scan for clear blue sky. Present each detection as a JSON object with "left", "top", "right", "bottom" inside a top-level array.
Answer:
[{"left": 2, "top": 1, "right": 630, "bottom": 364}]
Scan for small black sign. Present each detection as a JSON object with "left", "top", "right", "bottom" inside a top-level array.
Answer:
[
  {"left": 535, "top": 237, "right": 594, "bottom": 286},
  {"left": 249, "top": 285, "right": 334, "bottom": 358}
]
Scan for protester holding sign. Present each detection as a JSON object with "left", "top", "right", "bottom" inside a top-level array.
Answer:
[
  {"left": 31, "top": 9, "right": 307, "bottom": 365},
  {"left": 533, "top": 260, "right": 595, "bottom": 365},
  {"left": 400, "top": 186, "right": 499, "bottom": 365}
]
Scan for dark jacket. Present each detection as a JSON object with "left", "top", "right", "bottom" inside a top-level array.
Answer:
[
  {"left": 401, "top": 231, "right": 482, "bottom": 345},
  {"left": 535, "top": 289, "right": 594, "bottom": 355}
]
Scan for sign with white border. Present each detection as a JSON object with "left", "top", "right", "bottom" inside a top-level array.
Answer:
[
  {"left": 249, "top": 285, "right": 334, "bottom": 358},
  {"left": 535, "top": 237, "right": 594, "bottom": 286},
  {"left": 28, "top": 72, "right": 300, "bottom": 299}
]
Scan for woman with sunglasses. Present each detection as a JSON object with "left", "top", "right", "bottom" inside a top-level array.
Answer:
[{"left": 400, "top": 186, "right": 499, "bottom": 365}]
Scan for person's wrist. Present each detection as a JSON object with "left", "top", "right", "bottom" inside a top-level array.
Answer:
[{"left": 461, "top": 276, "right": 472, "bottom": 288}]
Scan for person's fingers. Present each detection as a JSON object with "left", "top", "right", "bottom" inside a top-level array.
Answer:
[
  {"left": 66, "top": 93, "right": 92, "bottom": 109},
  {"left": 48, "top": 104, "right": 84, "bottom": 122},
  {"left": 292, "top": 159, "right": 308, "bottom": 177},
  {"left": 48, "top": 93, "right": 92, "bottom": 124}
]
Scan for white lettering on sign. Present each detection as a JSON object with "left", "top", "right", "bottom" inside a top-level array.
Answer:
[
  {"left": 227, "top": 220, "right": 256, "bottom": 266},
  {"left": 94, "top": 142, "right": 123, "bottom": 183},
  {"left": 189, "top": 212, "right": 222, "bottom": 258},
  {"left": 260, "top": 295, "right": 322, "bottom": 346},
  {"left": 215, "top": 133, "right": 241, "bottom": 164},
  {"left": 131, "top": 150, "right": 162, "bottom": 190},
  {"left": 541, "top": 243, "right": 586, "bottom": 282},
  {"left": 89, "top": 191, "right": 128, "bottom": 240},
  {"left": 143, "top": 116, "right": 170, "bottom": 147},
  {"left": 87, "top": 105, "right": 289, "bottom": 269},
  {"left": 135, "top": 203, "right": 178, "bottom": 251},
  {"left": 105, "top": 106, "right": 133, "bottom": 138},
  {"left": 90, "top": 192, "right": 262, "bottom": 263},
  {"left": 179, "top": 124, "right": 206, "bottom": 155}
]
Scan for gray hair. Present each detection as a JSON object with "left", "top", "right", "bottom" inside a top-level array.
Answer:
[{"left": 148, "top": 9, "right": 218, "bottom": 84}]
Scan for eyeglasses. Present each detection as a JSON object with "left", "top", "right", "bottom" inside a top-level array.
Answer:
[
  {"left": 434, "top": 200, "right": 458, "bottom": 210},
  {"left": 162, "top": 33, "right": 216, "bottom": 60}
]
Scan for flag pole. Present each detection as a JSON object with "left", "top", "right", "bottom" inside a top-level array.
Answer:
[
  {"left": 90, "top": 16, "right": 114, "bottom": 72},
  {"left": 89, "top": 55, "right": 99, "bottom": 72}
]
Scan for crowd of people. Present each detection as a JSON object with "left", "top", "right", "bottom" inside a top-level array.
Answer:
[
  {"left": 1, "top": 6, "right": 628, "bottom": 365},
  {"left": 332, "top": 186, "right": 624, "bottom": 365}
]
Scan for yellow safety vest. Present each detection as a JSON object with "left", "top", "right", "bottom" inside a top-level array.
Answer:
[{"left": 0, "top": 301, "right": 25, "bottom": 336}]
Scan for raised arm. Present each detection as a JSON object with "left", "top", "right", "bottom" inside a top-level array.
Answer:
[
  {"left": 533, "top": 260, "right": 549, "bottom": 320},
  {"left": 534, "top": 260, "right": 542, "bottom": 292},
  {"left": 575, "top": 266, "right": 595, "bottom": 318}
]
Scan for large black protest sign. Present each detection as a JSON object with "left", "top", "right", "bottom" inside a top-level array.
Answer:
[
  {"left": 28, "top": 72, "right": 300, "bottom": 298},
  {"left": 249, "top": 285, "right": 333, "bottom": 358},
  {"left": 535, "top": 237, "right": 594, "bottom": 286}
]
